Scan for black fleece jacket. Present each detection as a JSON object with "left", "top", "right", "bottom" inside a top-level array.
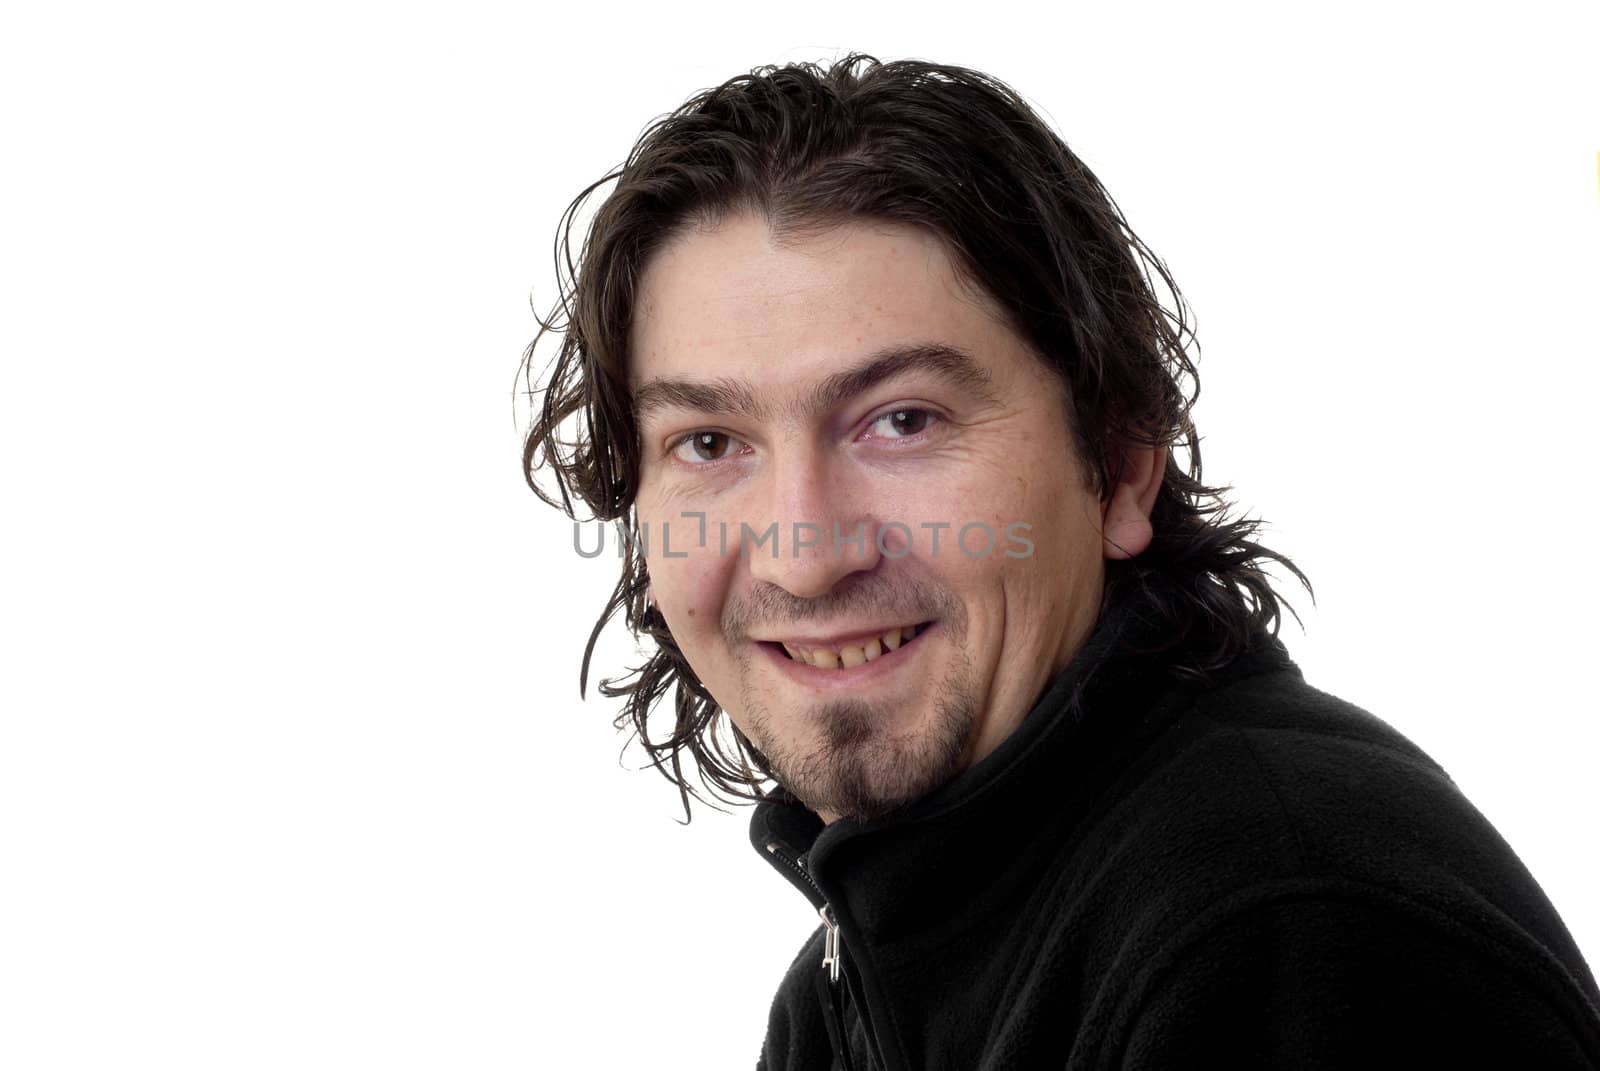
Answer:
[{"left": 750, "top": 593, "right": 1600, "bottom": 1069}]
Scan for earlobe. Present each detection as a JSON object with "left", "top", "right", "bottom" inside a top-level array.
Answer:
[{"left": 1102, "top": 444, "right": 1167, "bottom": 562}]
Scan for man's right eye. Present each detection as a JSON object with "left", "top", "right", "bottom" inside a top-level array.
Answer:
[{"left": 670, "top": 430, "right": 741, "bottom": 465}]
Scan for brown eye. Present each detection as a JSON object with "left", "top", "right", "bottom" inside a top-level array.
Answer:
[
  {"left": 871, "top": 408, "right": 937, "bottom": 438},
  {"left": 672, "top": 431, "right": 736, "bottom": 464}
]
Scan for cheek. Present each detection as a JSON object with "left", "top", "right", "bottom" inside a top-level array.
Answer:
[
  {"left": 645, "top": 530, "right": 729, "bottom": 635},
  {"left": 655, "top": 562, "right": 713, "bottom": 631}
]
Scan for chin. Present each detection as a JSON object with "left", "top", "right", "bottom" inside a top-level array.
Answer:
[{"left": 764, "top": 685, "right": 979, "bottom": 822}]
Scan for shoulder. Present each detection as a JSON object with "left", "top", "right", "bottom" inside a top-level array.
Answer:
[
  {"left": 1113, "top": 652, "right": 1534, "bottom": 902},
  {"left": 1077, "top": 660, "right": 1471, "bottom": 917},
  {"left": 1070, "top": 658, "right": 1600, "bottom": 1064},
  {"left": 1110, "top": 881, "right": 1600, "bottom": 1068},
  {"left": 1177, "top": 665, "right": 1590, "bottom": 964}
]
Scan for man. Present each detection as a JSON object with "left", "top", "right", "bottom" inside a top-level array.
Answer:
[{"left": 521, "top": 55, "right": 1600, "bottom": 1068}]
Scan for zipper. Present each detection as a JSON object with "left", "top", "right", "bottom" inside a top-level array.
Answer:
[
  {"left": 765, "top": 840, "right": 844, "bottom": 983},
  {"left": 765, "top": 838, "right": 894, "bottom": 1071},
  {"left": 818, "top": 904, "right": 842, "bottom": 983}
]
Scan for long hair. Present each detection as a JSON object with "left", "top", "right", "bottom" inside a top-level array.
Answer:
[{"left": 519, "top": 54, "right": 1313, "bottom": 820}]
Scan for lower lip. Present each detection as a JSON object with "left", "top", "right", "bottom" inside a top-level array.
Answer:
[{"left": 757, "top": 622, "right": 937, "bottom": 690}]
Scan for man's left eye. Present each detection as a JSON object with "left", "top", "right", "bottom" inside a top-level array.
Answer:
[{"left": 869, "top": 408, "right": 939, "bottom": 438}]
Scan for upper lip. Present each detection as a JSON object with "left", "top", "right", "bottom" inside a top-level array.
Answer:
[{"left": 758, "top": 621, "right": 927, "bottom": 648}]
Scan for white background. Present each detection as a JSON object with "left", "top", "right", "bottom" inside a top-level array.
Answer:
[{"left": 3, "top": 2, "right": 1597, "bottom": 1067}]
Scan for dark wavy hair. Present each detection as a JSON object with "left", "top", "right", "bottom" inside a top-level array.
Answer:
[{"left": 519, "top": 53, "right": 1313, "bottom": 820}]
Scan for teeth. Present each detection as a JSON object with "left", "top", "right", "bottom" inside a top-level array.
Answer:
[{"left": 786, "top": 624, "right": 923, "bottom": 668}]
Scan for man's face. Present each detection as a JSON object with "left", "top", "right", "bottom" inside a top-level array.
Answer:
[{"left": 629, "top": 213, "right": 1116, "bottom": 823}]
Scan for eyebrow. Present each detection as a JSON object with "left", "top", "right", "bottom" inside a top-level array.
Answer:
[{"left": 631, "top": 342, "right": 1002, "bottom": 428}]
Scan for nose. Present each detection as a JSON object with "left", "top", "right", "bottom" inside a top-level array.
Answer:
[{"left": 743, "top": 448, "right": 881, "bottom": 600}]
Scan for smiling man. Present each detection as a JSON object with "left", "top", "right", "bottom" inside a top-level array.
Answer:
[
  {"left": 522, "top": 55, "right": 1600, "bottom": 1069},
  {"left": 627, "top": 214, "right": 1156, "bottom": 826}
]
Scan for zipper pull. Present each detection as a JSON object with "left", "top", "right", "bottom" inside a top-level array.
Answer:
[{"left": 818, "top": 903, "right": 842, "bottom": 983}]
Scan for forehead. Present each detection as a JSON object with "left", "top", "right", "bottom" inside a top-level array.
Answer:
[{"left": 628, "top": 213, "right": 1027, "bottom": 405}]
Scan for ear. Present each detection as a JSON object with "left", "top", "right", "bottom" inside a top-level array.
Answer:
[{"left": 1102, "top": 443, "right": 1166, "bottom": 561}]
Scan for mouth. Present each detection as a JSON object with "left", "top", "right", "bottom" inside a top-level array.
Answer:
[{"left": 756, "top": 620, "right": 937, "bottom": 686}]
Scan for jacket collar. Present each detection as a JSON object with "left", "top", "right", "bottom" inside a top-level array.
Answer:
[{"left": 748, "top": 584, "right": 1298, "bottom": 941}]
